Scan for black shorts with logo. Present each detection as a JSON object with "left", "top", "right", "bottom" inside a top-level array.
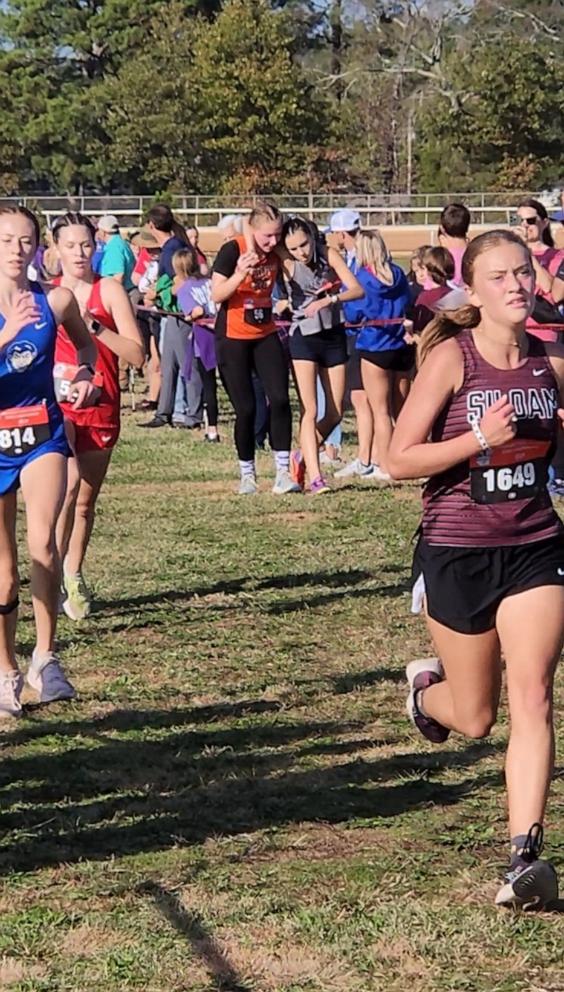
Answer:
[{"left": 413, "top": 532, "right": 564, "bottom": 634}]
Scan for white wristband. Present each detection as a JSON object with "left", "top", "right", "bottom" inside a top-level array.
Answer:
[{"left": 470, "top": 416, "right": 490, "bottom": 453}]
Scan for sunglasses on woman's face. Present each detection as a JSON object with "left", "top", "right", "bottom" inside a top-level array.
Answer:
[{"left": 519, "top": 215, "right": 540, "bottom": 226}]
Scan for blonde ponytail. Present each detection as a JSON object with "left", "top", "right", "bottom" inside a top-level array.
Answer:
[{"left": 418, "top": 304, "right": 480, "bottom": 366}]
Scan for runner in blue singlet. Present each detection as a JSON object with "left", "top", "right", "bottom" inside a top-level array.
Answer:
[{"left": 0, "top": 206, "right": 98, "bottom": 717}]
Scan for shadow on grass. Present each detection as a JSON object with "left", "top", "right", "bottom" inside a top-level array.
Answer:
[
  {"left": 0, "top": 697, "right": 501, "bottom": 876},
  {"left": 140, "top": 881, "right": 253, "bottom": 991},
  {"left": 92, "top": 565, "right": 410, "bottom": 621}
]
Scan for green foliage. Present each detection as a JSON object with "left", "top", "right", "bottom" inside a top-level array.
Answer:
[
  {"left": 103, "top": 0, "right": 331, "bottom": 194},
  {"left": 0, "top": 0, "right": 562, "bottom": 194},
  {"left": 416, "top": 38, "right": 564, "bottom": 191},
  {"left": 189, "top": 0, "right": 331, "bottom": 192}
]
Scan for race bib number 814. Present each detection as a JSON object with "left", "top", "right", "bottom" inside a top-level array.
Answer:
[{"left": 0, "top": 404, "right": 50, "bottom": 457}]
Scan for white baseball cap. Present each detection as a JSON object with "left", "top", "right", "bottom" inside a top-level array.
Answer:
[
  {"left": 97, "top": 214, "right": 120, "bottom": 233},
  {"left": 328, "top": 208, "right": 361, "bottom": 233}
]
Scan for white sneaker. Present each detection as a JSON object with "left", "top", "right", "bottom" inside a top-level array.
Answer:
[
  {"left": 320, "top": 450, "right": 342, "bottom": 468},
  {"left": 334, "top": 458, "right": 374, "bottom": 479},
  {"left": 371, "top": 465, "right": 392, "bottom": 482},
  {"left": 27, "top": 651, "right": 76, "bottom": 704},
  {"left": 0, "top": 669, "right": 23, "bottom": 719},
  {"left": 238, "top": 475, "right": 258, "bottom": 495},
  {"left": 272, "top": 470, "right": 302, "bottom": 495}
]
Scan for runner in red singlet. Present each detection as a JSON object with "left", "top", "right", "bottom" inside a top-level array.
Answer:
[
  {"left": 52, "top": 213, "right": 145, "bottom": 620},
  {"left": 389, "top": 230, "right": 564, "bottom": 910}
]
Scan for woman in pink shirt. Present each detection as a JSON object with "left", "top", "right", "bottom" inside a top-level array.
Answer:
[{"left": 516, "top": 198, "right": 564, "bottom": 344}]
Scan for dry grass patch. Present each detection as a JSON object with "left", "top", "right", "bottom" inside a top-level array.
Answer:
[{"left": 0, "top": 957, "right": 47, "bottom": 987}]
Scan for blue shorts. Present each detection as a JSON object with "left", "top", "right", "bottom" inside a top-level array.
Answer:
[
  {"left": 289, "top": 325, "right": 347, "bottom": 368},
  {"left": 0, "top": 432, "right": 70, "bottom": 496}
]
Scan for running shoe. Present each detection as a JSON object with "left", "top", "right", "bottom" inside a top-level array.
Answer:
[
  {"left": 405, "top": 657, "right": 450, "bottom": 744},
  {"left": 309, "top": 475, "right": 331, "bottom": 495},
  {"left": 238, "top": 475, "right": 258, "bottom": 495},
  {"left": 204, "top": 434, "right": 220, "bottom": 443},
  {"left": 27, "top": 651, "right": 76, "bottom": 704},
  {"left": 62, "top": 570, "right": 92, "bottom": 621},
  {"left": 322, "top": 443, "right": 341, "bottom": 463},
  {"left": 548, "top": 478, "right": 564, "bottom": 498},
  {"left": 272, "top": 470, "right": 302, "bottom": 495},
  {"left": 139, "top": 416, "right": 170, "bottom": 428},
  {"left": 495, "top": 824, "right": 558, "bottom": 911},
  {"left": 334, "top": 458, "right": 375, "bottom": 479},
  {"left": 0, "top": 670, "right": 23, "bottom": 719},
  {"left": 371, "top": 465, "right": 392, "bottom": 482},
  {"left": 290, "top": 449, "right": 306, "bottom": 489},
  {"left": 320, "top": 449, "right": 342, "bottom": 468}
]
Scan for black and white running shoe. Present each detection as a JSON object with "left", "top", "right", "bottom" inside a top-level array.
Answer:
[{"left": 495, "top": 823, "right": 558, "bottom": 911}]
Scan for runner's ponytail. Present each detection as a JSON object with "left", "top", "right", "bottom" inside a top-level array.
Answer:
[{"left": 418, "top": 305, "right": 480, "bottom": 365}]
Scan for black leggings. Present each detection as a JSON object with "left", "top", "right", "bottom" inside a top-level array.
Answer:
[
  {"left": 196, "top": 359, "right": 219, "bottom": 429},
  {"left": 216, "top": 333, "right": 291, "bottom": 460}
]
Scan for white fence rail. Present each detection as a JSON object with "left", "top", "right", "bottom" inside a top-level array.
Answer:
[{"left": 1, "top": 191, "right": 558, "bottom": 228}]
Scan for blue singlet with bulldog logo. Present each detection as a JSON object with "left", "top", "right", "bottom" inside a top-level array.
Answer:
[{"left": 0, "top": 284, "right": 68, "bottom": 493}]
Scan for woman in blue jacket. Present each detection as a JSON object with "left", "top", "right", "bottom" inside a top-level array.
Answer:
[{"left": 344, "top": 231, "right": 412, "bottom": 480}]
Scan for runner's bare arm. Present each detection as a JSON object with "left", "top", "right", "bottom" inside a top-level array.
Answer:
[
  {"left": 47, "top": 286, "right": 97, "bottom": 368},
  {"left": 327, "top": 247, "right": 363, "bottom": 303},
  {"left": 47, "top": 286, "right": 99, "bottom": 409},
  {"left": 97, "top": 280, "right": 145, "bottom": 367},
  {"left": 211, "top": 257, "right": 256, "bottom": 304},
  {"left": 388, "top": 338, "right": 516, "bottom": 479}
]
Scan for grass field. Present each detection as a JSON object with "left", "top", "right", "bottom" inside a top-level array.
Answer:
[{"left": 1, "top": 400, "right": 563, "bottom": 992}]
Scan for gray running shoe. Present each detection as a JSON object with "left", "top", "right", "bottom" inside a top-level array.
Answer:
[
  {"left": 496, "top": 824, "right": 558, "bottom": 910},
  {"left": 238, "top": 475, "right": 258, "bottom": 495},
  {"left": 272, "top": 470, "right": 302, "bottom": 495},
  {"left": 334, "top": 458, "right": 374, "bottom": 479},
  {"left": 0, "top": 670, "right": 23, "bottom": 719},
  {"left": 27, "top": 651, "right": 76, "bottom": 704}
]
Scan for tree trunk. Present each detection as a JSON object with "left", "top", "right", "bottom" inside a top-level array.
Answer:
[{"left": 330, "top": 0, "right": 344, "bottom": 102}]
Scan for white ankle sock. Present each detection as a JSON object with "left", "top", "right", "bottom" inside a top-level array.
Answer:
[
  {"left": 239, "top": 459, "right": 256, "bottom": 478},
  {"left": 274, "top": 450, "right": 290, "bottom": 472}
]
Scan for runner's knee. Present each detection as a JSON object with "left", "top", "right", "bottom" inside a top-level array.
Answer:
[
  {"left": 455, "top": 707, "right": 496, "bottom": 739},
  {"left": 27, "top": 530, "right": 57, "bottom": 566},
  {"left": 509, "top": 681, "right": 553, "bottom": 725},
  {"left": 0, "top": 569, "right": 19, "bottom": 607}
]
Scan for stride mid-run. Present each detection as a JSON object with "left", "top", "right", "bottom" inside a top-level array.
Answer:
[{"left": 390, "top": 230, "right": 564, "bottom": 910}]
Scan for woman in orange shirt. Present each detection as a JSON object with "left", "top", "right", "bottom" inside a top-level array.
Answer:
[{"left": 211, "top": 202, "right": 300, "bottom": 495}]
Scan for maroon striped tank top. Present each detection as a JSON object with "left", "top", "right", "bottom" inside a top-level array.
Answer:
[{"left": 422, "top": 329, "right": 563, "bottom": 547}]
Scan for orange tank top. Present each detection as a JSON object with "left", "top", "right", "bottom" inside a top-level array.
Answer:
[{"left": 225, "top": 236, "right": 279, "bottom": 340}]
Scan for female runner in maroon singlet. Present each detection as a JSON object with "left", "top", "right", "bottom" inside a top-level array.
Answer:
[{"left": 389, "top": 230, "right": 564, "bottom": 910}]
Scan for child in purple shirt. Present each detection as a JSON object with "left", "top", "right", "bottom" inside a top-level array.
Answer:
[{"left": 173, "top": 249, "right": 219, "bottom": 441}]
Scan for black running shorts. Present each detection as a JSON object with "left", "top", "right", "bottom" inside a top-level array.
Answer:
[
  {"left": 345, "top": 334, "right": 362, "bottom": 391},
  {"left": 289, "top": 325, "right": 347, "bottom": 368},
  {"left": 359, "top": 345, "right": 415, "bottom": 373},
  {"left": 413, "top": 532, "right": 564, "bottom": 634}
]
